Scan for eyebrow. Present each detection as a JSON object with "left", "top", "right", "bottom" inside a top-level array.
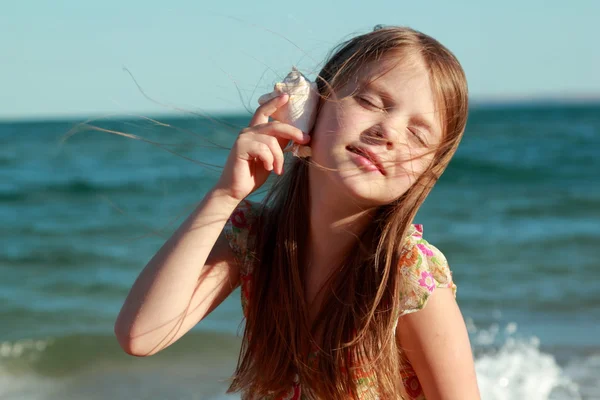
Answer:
[
  {"left": 360, "top": 80, "right": 396, "bottom": 102},
  {"left": 360, "top": 80, "right": 438, "bottom": 137},
  {"left": 410, "top": 116, "right": 436, "bottom": 136}
]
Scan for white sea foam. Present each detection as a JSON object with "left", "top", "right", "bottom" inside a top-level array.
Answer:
[
  {"left": 563, "top": 354, "right": 600, "bottom": 399},
  {"left": 471, "top": 321, "right": 584, "bottom": 400},
  {"left": 0, "top": 367, "right": 60, "bottom": 400}
]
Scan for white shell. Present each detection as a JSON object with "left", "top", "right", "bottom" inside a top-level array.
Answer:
[{"left": 258, "top": 66, "right": 318, "bottom": 158}]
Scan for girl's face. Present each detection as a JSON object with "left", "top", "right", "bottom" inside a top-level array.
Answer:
[{"left": 309, "top": 56, "right": 443, "bottom": 207}]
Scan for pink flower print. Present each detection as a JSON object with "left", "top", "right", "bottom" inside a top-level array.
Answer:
[
  {"left": 241, "top": 274, "right": 252, "bottom": 303},
  {"left": 230, "top": 209, "right": 248, "bottom": 229},
  {"left": 417, "top": 243, "right": 434, "bottom": 257},
  {"left": 276, "top": 382, "right": 300, "bottom": 400},
  {"left": 404, "top": 374, "right": 423, "bottom": 398},
  {"left": 412, "top": 224, "right": 423, "bottom": 237},
  {"left": 418, "top": 271, "right": 435, "bottom": 293}
]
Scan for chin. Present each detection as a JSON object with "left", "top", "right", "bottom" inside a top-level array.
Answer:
[
  {"left": 337, "top": 174, "right": 405, "bottom": 207},
  {"left": 311, "top": 151, "right": 412, "bottom": 206}
]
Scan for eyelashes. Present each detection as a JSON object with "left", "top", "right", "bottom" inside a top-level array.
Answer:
[
  {"left": 408, "top": 128, "right": 426, "bottom": 146},
  {"left": 356, "top": 95, "right": 384, "bottom": 111},
  {"left": 355, "top": 95, "right": 427, "bottom": 146}
]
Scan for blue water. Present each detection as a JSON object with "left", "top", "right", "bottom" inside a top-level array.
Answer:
[{"left": 1, "top": 103, "right": 599, "bottom": 399}]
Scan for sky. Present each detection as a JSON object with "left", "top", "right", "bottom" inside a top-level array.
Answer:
[{"left": 1, "top": 0, "right": 598, "bottom": 120}]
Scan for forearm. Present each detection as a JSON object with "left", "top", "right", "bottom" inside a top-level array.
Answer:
[{"left": 114, "top": 188, "right": 240, "bottom": 352}]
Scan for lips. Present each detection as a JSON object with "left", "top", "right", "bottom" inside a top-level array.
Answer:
[{"left": 346, "top": 145, "right": 386, "bottom": 175}]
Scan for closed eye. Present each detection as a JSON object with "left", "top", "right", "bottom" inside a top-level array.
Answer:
[
  {"left": 408, "top": 128, "right": 427, "bottom": 146},
  {"left": 356, "top": 96, "right": 384, "bottom": 111}
]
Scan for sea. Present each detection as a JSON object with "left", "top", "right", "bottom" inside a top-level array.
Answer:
[{"left": 1, "top": 102, "right": 599, "bottom": 399}]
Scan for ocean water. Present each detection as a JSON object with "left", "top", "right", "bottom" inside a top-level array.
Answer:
[{"left": 1, "top": 102, "right": 599, "bottom": 399}]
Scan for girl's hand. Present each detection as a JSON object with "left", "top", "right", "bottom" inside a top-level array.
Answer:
[{"left": 214, "top": 93, "right": 311, "bottom": 202}]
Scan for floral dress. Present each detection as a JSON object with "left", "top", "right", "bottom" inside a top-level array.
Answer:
[{"left": 224, "top": 200, "right": 457, "bottom": 400}]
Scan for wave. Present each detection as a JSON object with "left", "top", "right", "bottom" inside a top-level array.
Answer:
[
  {"left": 0, "top": 330, "right": 241, "bottom": 374},
  {"left": 444, "top": 156, "right": 559, "bottom": 184},
  {"left": 0, "top": 179, "right": 165, "bottom": 203},
  {"left": 471, "top": 322, "right": 585, "bottom": 399},
  {"left": 0, "top": 171, "right": 224, "bottom": 203},
  {"left": 0, "top": 247, "right": 128, "bottom": 268},
  {"left": 501, "top": 198, "right": 600, "bottom": 219},
  {"left": 0, "top": 330, "right": 242, "bottom": 400},
  {"left": 1, "top": 324, "right": 598, "bottom": 400}
]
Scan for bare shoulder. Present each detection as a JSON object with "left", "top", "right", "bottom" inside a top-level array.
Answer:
[{"left": 396, "top": 288, "right": 481, "bottom": 400}]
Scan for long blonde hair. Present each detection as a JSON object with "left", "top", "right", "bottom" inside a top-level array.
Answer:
[{"left": 228, "top": 25, "right": 469, "bottom": 399}]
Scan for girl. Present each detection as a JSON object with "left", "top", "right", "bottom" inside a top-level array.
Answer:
[{"left": 114, "top": 26, "right": 480, "bottom": 399}]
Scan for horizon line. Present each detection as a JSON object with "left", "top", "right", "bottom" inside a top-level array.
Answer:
[{"left": 1, "top": 94, "right": 599, "bottom": 124}]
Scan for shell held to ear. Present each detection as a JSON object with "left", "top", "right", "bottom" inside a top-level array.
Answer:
[{"left": 258, "top": 66, "right": 318, "bottom": 159}]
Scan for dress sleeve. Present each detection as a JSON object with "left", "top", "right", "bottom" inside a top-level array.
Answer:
[
  {"left": 222, "top": 199, "right": 260, "bottom": 276},
  {"left": 398, "top": 224, "right": 457, "bottom": 318}
]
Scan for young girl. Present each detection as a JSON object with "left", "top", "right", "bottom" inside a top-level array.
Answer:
[{"left": 114, "top": 26, "right": 480, "bottom": 399}]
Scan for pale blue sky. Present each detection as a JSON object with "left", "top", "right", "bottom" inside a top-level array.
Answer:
[{"left": 1, "top": 0, "right": 598, "bottom": 120}]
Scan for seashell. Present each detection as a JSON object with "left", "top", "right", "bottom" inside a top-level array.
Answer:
[{"left": 258, "top": 66, "right": 318, "bottom": 158}]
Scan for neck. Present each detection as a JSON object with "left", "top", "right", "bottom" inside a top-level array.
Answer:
[{"left": 307, "top": 173, "right": 375, "bottom": 274}]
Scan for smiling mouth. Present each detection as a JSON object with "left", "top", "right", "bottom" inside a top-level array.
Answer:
[{"left": 346, "top": 145, "right": 386, "bottom": 175}]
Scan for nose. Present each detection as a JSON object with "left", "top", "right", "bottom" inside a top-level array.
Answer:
[{"left": 361, "top": 124, "right": 395, "bottom": 150}]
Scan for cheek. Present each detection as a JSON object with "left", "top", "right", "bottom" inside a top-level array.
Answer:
[
  {"left": 390, "top": 150, "right": 434, "bottom": 181},
  {"left": 310, "top": 106, "right": 343, "bottom": 154}
]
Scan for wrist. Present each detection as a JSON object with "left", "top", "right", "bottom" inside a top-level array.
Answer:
[{"left": 206, "top": 186, "right": 245, "bottom": 208}]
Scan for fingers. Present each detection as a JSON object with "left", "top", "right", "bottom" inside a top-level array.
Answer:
[
  {"left": 237, "top": 133, "right": 283, "bottom": 174},
  {"left": 244, "top": 121, "right": 309, "bottom": 147},
  {"left": 239, "top": 93, "right": 312, "bottom": 175},
  {"left": 249, "top": 93, "right": 289, "bottom": 127},
  {"left": 245, "top": 141, "right": 275, "bottom": 172},
  {"left": 252, "top": 134, "right": 284, "bottom": 175}
]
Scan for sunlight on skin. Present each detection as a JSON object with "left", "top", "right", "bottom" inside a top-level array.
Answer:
[{"left": 308, "top": 56, "right": 442, "bottom": 211}]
